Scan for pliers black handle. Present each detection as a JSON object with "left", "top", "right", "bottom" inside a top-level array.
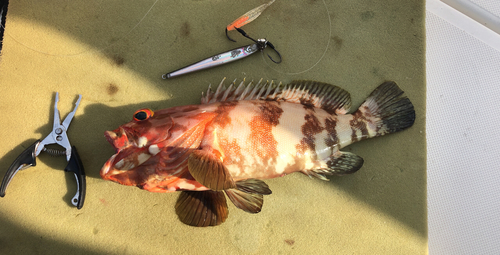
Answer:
[
  {"left": 0, "top": 141, "right": 86, "bottom": 209},
  {"left": 65, "top": 146, "right": 86, "bottom": 209},
  {"left": 0, "top": 141, "right": 38, "bottom": 198}
]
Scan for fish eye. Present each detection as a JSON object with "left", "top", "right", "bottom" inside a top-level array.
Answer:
[{"left": 133, "top": 109, "right": 154, "bottom": 121}]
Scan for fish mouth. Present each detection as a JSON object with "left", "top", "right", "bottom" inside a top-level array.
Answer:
[
  {"left": 100, "top": 147, "right": 153, "bottom": 185},
  {"left": 101, "top": 128, "right": 152, "bottom": 185}
]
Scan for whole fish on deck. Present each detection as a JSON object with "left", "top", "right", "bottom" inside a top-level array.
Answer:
[{"left": 100, "top": 78, "right": 415, "bottom": 227}]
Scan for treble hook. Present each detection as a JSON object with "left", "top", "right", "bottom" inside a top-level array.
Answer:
[{"left": 235, "top": 28, "right": 282, "bottom": 64}]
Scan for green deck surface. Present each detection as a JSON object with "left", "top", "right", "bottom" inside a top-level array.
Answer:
[{"left": 0, "top": 0, "right": 426, "bottom": 254}]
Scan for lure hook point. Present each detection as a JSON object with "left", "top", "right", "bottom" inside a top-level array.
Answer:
[
  {"left": 266, "top": 41, "right": 282, "bottom": 64},
  {"left": 226, "top": 28, "right": 236, "bottom": 42}
]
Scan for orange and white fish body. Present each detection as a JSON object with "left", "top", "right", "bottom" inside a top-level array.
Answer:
[
  {"left": 100, "top": 79, "right": 415, "bottom": 227},
  {"left": 203, "top": 100, "right": 349, "bottom": 180}
]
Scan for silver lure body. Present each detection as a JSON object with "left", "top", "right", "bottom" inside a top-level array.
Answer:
[{"left": 163, "top": 44, "right": 259, "bottom": 79}]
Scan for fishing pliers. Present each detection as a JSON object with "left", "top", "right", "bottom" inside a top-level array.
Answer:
[{"left": 0, "top": 93, "right": 86, "bottom": 209}]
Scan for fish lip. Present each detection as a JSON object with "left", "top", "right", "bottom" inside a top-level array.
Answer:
[
  {"left": 100, "top": 154, "right": 116, "bottom": 178},
  {"left": 104, "top": 127, "right": 131, "bottom": 152},
  {"left": 102, "top": 130, "right": 120, "bottom": 178},
  {"left": 102, "top": 127, "right": 132, "bottom": 178},
  {"left": 104, "top": 130, "right": 117, "bottom": 150}
]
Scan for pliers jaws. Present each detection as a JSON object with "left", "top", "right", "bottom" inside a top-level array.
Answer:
[{"left": 0, "top": 93, "right": 86, "bottom": 209}]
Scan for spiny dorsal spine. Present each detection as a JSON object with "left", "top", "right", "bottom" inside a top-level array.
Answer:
[{"left": 201, "top": 78, "right": 352, "bottom": 114}]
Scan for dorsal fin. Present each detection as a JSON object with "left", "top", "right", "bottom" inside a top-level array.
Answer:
[{"left": 201, "top": 78, "right": 352, "bottom": 114}]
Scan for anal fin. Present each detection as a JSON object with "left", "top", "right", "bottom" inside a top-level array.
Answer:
[
  {"left": 188, "top": 149, "right": 236, "bottom": 191},
  {"left": 175, "top": 190, "right": 228, "bottom": 227},
  {"left": 225, "top": 179, "right": 272, "bottom": 214},
  {"left": 305, "top": 151, "right": 364, "bottom": 180}
]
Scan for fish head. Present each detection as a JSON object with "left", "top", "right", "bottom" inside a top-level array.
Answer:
[
  {"left": 100, "top": 108, "right": 174, "bottom": 187},
  {"left": 105, "top": 108, "right": 174, "bottom": 150}
]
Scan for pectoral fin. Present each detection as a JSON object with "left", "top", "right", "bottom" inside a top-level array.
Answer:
[
  {"left": 188, "top": 149, "right": 236, "bottom": 191},
  {"left": 175, "top": 190, "right": 228, "bottom": 227},
  {"left": 225, "top": 179, "right": 272, "bottom": 213},
  {"left": 305, "top": 151, "right": 364, "bottom": 180}
]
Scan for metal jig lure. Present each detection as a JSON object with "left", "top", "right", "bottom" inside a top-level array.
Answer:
[{"left": 162, "top": 28, "right": 281, "bottom": 79}]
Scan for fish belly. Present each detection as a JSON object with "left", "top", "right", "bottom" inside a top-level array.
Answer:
[{"left": 207, "top": 100, "right": 352, "bottom": 180}]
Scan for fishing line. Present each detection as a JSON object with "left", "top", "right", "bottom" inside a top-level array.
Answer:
[
  {"left": 261, "top": 0, "right": 332, "bottom": 75},
  {"left": 0, "top": 0, "right": 159, "bottom": 56}
]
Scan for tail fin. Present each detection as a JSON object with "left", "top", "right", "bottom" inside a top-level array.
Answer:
[{"left": 355, "top": 81, "right": 415, "bottom": 139}]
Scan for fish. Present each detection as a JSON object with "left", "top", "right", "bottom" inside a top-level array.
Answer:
[{"left": 100, "top": 78, "right": 415, "bottom": 227}]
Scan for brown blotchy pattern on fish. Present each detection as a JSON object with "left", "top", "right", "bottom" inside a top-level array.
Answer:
[
  {"left": 362, "top": 106, "right": 373, "bottom": 118},
  {"left": 360, "top": 105, "right": 379, "bottom": 134},
  {"left": 258, "top": 101, "right": 282, "bottom": 126},
  {"left": 296, "top": 113, "right": 324, "bottom": 157},
  {"left": 249, "top": 102, "right": 283, "bottom": 167},
  {"left": 213, "top": 101, "right": 238, "bottom": 128},
  {"left": 324, "top": 116, "right": 339, "bottom": 149},
  {"left": 299, "top": 98, "right": 316, "bottom": 111},
  {"left": 219, "top": 136, "right": 246, "bottom": 172},
  {"left": 350, "top": 111, "right": 369, "bottom": 142}
]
